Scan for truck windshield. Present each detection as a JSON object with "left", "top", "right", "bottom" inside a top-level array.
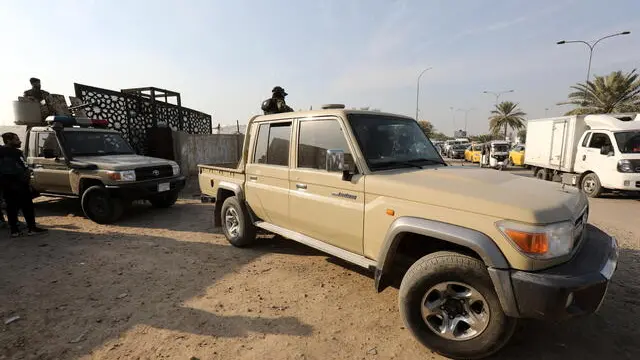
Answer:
[
  {"left": 492, "top": 144, "right": 509, "bottom": 152},
  {"left": 347, "top": 114, "right": 444, "bottom": 171},
  {"left": 614, "top": 131, "right": 640, "bottom": 154},
  {"left": 65, "top": 131, "right": 135, "bottom": 156}
]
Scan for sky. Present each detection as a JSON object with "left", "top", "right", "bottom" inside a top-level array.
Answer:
[{"left": 1, "top": 0, "right": 639, "bottom": 136}]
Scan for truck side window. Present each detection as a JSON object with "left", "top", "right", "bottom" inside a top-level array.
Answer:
[
  {"left": 37, "top": 132, "right": 61, "bottom": 157},
  {"left": 298, "top": 120, "right": 353, "bottom": 170},
  {"left": 588, "top": 133, "right": 611, "bottom": 149},
  {"left": 581, "top": 133, "right": 591, "bottom": 147},
  {"left": 253, "top": 122, "right": 291, "bottom": 166}
]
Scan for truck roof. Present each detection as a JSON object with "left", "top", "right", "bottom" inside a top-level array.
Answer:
[
  {"left": 253, "top": 109, "right": 414, "bottom": 123},
  {"left": 30, "top": 126, "right": 120, "bottom": 133}
]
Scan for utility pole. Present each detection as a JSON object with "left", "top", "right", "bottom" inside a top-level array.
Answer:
[{"left": 415, "top": 67, "right": 433, "bottom": 120}]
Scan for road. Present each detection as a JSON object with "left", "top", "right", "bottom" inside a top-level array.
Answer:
[{"left": 1, "top": 176, "right": 639, "bottom": 360}]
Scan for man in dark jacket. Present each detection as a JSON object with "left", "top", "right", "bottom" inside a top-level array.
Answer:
[
  {"left": 0, "top": 133, "right": 47, "bottom": 237},
  {"left": 261, "top": 86, "right": 293, "bottom": 115}
]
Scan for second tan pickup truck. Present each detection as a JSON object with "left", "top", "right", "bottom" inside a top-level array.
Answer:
[{"left": 198, "top": 105, "right": 618, "bottom": 359}]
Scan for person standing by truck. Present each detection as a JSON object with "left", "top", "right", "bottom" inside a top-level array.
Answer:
[{"left": 0, "top": 132, "right": 47, "bottom": 237}]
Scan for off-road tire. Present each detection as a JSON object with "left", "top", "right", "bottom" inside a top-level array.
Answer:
[
  {"left": 221, "top": 196, "right": 257, "bottom": 247},
  {"left": 581, "top": 172, "right": 603, "bottom": 198},
  {"left": 398, "top": 251, "right": 517, "bottom": 360},
  {"left": 149, "top": 190, "right": 179, "bottom": 208},
  {"left": 81, "top": 185, "right": 124, "bottom": 224}
]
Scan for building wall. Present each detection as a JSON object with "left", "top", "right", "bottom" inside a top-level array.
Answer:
[{"left": 172, "top": 131, "right": 243, "bottom": 176}]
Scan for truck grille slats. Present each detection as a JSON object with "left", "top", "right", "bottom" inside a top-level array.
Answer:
[{"left": 135, "top": 165, "right": 173, "bottom": 181}]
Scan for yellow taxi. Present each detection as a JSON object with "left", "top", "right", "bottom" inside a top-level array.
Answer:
[
  {"left": 465, "top": 143, "right": 482, "bottom": 163},
  {"left": 509, "top": 144, "right": 525, "bottom": 166}
]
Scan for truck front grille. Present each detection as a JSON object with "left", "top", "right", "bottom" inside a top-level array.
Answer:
[{"left": 135, "top": 165, "right": 173, "bottom": 181}]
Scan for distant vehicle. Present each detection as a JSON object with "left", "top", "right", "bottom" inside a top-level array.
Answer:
[
  {"left": 449, "top": 144, "right": 466, "bottom": 159},
  {"left": 487, "top": 140, "right": 510, "bottom": 170},
  {"left": 524, "top": 113, "right": 640, "bottom": 197},
  {"left": 465, "top": 143, "right": 482, "bottom": 163},
  {"left": 509, "top": 144, "right": 526, "bottom": 166}
]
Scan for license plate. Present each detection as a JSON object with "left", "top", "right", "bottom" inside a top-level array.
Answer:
[{"left": 158, "top": 182, "right": 170, "bottom": 192}]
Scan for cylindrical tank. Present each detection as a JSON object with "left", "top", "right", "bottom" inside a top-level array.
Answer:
[{"left": 12, "top": 100, "right": 43, "bottom": 125}]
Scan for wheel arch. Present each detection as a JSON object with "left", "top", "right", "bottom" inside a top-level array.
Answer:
[{"left": 214, "top": 182, "right": 243, "bottom": 227}]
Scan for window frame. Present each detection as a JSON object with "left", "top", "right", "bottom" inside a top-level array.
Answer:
[
  {"left": 295, "top": 117, "right": 355, "bottom": 171},
  {"left": 250, "top": 120, "right": 293, "bottom": 167},
  {"left": 36, "top": 131, "right": 62, "bottom": 158},
  {"left": 587, "top": 132, "right": 612, "bottom": 150},
  {"left": 581, "top": 132, "right": 592, "bottom": 147}
]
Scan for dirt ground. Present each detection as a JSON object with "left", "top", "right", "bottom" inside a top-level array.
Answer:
[{"left": 1, "top": 178, "right": 640, "bottom": 360}]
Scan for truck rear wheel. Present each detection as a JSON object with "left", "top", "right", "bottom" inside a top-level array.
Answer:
[
  {"left": 399, "top": 251, "right": 516, "bottom": 360},
  {"left": 534, "top": 168, "right": 549, "bottom": 181},
  {"left": 221, "top": 196, "right": 257, "bottom": 247},
  {"left": 581, "top": 173, "right": 603, "bottom": 198},
  {"left": 81, "top": 185, "right": 124, "bottom": 224}
]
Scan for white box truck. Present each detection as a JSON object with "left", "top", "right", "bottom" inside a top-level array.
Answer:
[{"left": 524, "top": 113, "right": 640, "bottom": 197}]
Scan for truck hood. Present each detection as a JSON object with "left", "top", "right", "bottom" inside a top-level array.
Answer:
[
  {"left": 366, "top": 166, "right": 587, "bottom": 224},
  {"left": 72, "top": 154, "right": 176, "bottom": 171}
]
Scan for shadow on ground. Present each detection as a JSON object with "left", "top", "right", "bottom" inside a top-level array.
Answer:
[{"left": 0, "top": 228, "right": 314, "bottom": 359}]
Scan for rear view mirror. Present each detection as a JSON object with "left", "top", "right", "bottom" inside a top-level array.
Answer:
[
  {"left": 600, "top": 145, "right": 614, "bottom": 156},
  {"left": 325, "top": 149, "right": 345, "bottom": 172}
]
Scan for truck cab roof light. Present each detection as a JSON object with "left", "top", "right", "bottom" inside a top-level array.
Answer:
[{"left": 45, "top": 116, "right": 109, "bottom": 128}]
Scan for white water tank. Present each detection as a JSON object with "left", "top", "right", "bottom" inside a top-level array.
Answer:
[{"left": 12, "top": 101, "right": 43, "bottom": 125}]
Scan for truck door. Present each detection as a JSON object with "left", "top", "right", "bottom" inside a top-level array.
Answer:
[
  {"left": 549, "top": 120, "right": 568, "bottom": 168},
  {"left": 244, "top": 121, "right": 292, "bottom": 228},
  {"left": 288, "top": 118, "right": 365, "bottom": 254},
  {"left": 29, "top": 131, "right": 73, "bottom": 195},
  {"left": 578, "top": 132, "right": 618, "bottom": 186},
  {"left": 574, "top": 132, "right": 592, "bottom": 173}
]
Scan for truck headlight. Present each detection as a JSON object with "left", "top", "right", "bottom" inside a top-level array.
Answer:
[
  {"left": 496, "top": 220, "right": 575, "bottom": 259},
  {"left": 172, "top": 164, "right": 180, "bottom": 176},
  {"left": 617, "top": 159, "right": 633, "bottom": 173},
  {"left": 108, "top": 170, "right": 136, "bottom": 182}
]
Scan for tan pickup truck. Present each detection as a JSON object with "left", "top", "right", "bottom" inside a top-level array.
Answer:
[
  {"left": 4, "top": 116, "right": 185, "bottom": 224},
  {"left": 198, "top": 105, "right": 618, "bottom": 359}
]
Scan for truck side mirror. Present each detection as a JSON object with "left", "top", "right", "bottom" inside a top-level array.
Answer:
[
  {"left": 325, "top": 149, "right": 345, "bottom": 172},
  {"left": 42, "top": 148, "right": 56, "bottom": 159},
  {"left": 600, "top": 145, "right": 614, "bottom": 156}
]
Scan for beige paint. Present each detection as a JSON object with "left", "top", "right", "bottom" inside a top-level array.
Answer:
[{"left": 199, "top": 109, "right": 588, "bottom": 271}]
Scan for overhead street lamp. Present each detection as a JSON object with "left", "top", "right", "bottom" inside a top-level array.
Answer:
[
  {"left": 456, "top": 108, "right": 475, "bottom": 133},
  {"left": 415, "top": 67, "right": 433, "bottom": 121},
  {"left": 556, "top": 31, "right": 631, "bottom": 101},
  {"left": 483, "top": 89, "right": 514, "bottom": 107}
]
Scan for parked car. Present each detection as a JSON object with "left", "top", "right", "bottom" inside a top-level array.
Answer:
[
  {"left": 509, "top": 144, "right": 525, "bottom": 166},
  {"left": 465, "top": 143, "right": 482, "bottom": 163},
  {"left": 198, "top": 105, "right": 618, "bottom": 359}
]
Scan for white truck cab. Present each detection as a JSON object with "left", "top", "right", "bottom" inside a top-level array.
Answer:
[{"left": 525, "top": 113, "right": 640, "bottom": 197}]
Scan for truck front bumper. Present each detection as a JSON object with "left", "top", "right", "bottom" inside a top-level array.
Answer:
[
  {"left": 503, "top": 224, "right": 618, "bottom": 320},
  {"left": 603, "top": 172, "right": 640, "bottom": 191},
  {"left": 105, "top": 176, "right": 186, "bottom": 200}
]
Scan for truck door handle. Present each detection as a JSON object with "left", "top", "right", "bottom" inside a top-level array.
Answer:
[
  {"left": 582, "top": 155, "right": 586, "bottom": 161},
  {"left": 249, "top": 176, "right": 257, "bottom": 181},
  {"left": 296, "top": 183, "right": 307, "bottom": 190}
]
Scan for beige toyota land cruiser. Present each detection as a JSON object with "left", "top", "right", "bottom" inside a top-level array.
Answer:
[
  {"left": 198, "top": 105, "right": 618, "bottom": 359},
  {"left": 19, "top": 116, "right": 185, "bottom": 224}
]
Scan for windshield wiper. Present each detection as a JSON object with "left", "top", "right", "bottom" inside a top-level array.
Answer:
[
  {"left": 375, "top": 161, "right": 424, "bottom": 170},
  {"left": 407, "top": 158, "right": 448, "bottom": 166}
]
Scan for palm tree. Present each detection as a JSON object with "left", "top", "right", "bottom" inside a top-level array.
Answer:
[
  {"left": 489, "top": 101, "right": 527, "bottom": 138},
  {"left": 559, "top": 69, "right": 640, "bottom": 115}
]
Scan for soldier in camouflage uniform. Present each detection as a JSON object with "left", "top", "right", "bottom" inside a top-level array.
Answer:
[
  {"left": 23, "top": 77, "right": 50, "bottom": 102},
  {"left": 261, "top": 86, "right": 293, "bottom": 115}
]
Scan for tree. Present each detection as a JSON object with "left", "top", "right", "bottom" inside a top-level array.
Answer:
[
  {"left": 489, "top": 101, "right": 527, "bottom": 138},
  {"left": 417, "top": 120, "right": 434, "bottom": 136},
  {"left": 429, "top": 132, "right": 450, "bottom": 141},
  {"left": 558, "top": 69, "right": 640, "bottom": 115},
  {"left": 517, "top": 129, "right": 526, "bottom": 143}
]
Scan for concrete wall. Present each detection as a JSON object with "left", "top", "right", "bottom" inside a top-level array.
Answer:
[{"left": 172, "top": 131, "right": 243, "bottom": 176}]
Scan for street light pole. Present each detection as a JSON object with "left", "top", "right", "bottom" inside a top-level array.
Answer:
[
  {"left": 483, "top": 89, "right": 515, "bottom": 108},
  {"left": 557, "top": 31, "right": 631, "bottom": 102},
  {"left": 415, "top": 67, "right": 433, "bottom": 121},
  {"left": 456, "top": 108, "right": 474, "bottom": 134}
]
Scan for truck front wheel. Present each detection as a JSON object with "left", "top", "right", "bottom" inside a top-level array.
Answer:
[
  {"left": 581, "top": 173, "right": 603, "bottom": 198},
  {"left": 81, "top": 185, "right": 124, "bottom": 224},
  {"left": 399, "top": 251, "right": 516, "bottom": 360},
  {"left": 221, "top": 196, "right": 256, "bottom": 247}
]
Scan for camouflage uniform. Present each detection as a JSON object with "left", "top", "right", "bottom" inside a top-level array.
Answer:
[{"left": 262, "top": 86, "right": 293, "bottom": 115}]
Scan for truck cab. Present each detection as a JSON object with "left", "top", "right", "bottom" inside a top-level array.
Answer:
[
  {"left": 19, "top": 115, "right": 185, "bottom": 223},
  {"left": 573, "top": 117, "right": 640, "bottom": 197}
]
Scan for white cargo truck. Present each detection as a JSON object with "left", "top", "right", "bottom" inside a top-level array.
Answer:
[{"left": 525, "top": 113, "right": 640, "bottom": 197}]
